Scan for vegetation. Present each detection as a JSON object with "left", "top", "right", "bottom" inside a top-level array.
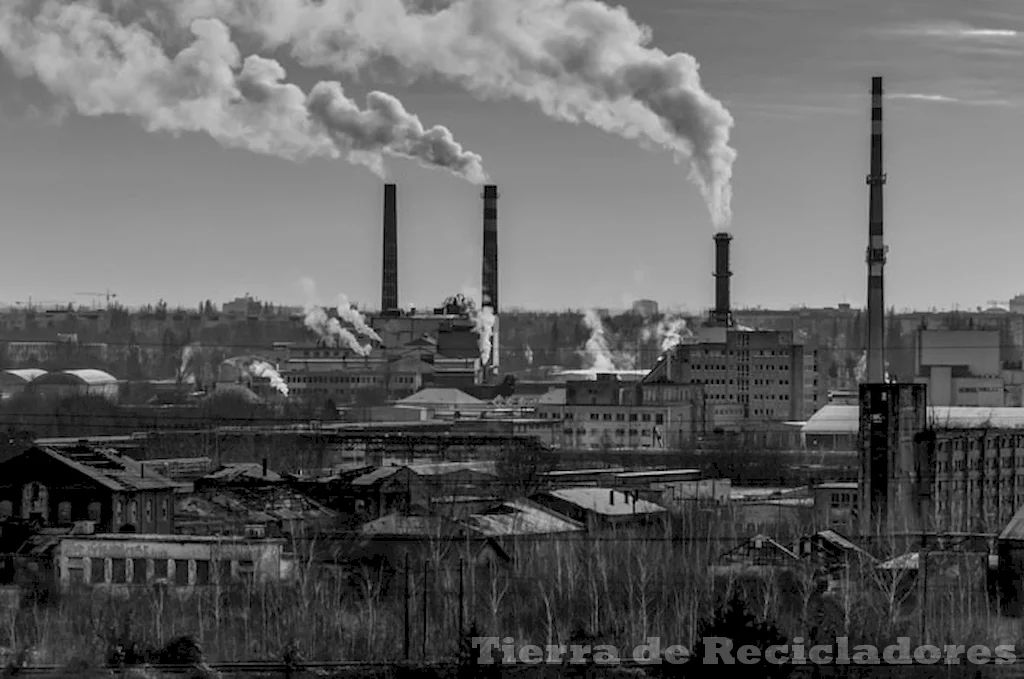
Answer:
[{"left": 0, "top": 509, "right": 1006, "bottom": 675}]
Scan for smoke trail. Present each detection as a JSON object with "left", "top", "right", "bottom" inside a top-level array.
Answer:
[
  {"left": 165, "top": 0, "right": 736, "bottom": 226},
  {"left": 303, "top": 305, "right": 373, "bottom": 356},
  {"left": 335, "top": 293, "right": 382, "bottom": 343},
  {"left": 643, "top": 315, "right": 692, "bottom": 353},
  {"left": 581, "top": 308, "right": 615, "bottom": 372},
  {"left": 298, "top": 277, "right": 373, "bottom": 355},
  {"left": 0, "top": 1, "right": 487, "bottom": 183},
  {"left": 854, "top": 351, "right": 866, "bottom": 384},
  {"left": 523, "top": 344, "right": 534, "bottom": 366},
  {"left": 473, "top": 306, "right": 496, "bottom": 365},
  {"left": 247, "top": 359, "right": 289, "bottom": 396},
  {"left": 178, "top": 343, "right": 201, "bottom": 382}
]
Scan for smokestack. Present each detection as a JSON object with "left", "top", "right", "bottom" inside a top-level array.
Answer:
[
  {"left": 482, "top": 185, "right": 499, "bottom": 313},
  {"left": 711, "top": 232, "right": 733, "bottom": 327},
  {"left": 381, "top": 183, "right": 398, "bottom": 312},
  {"left": 866, "top": 76, "right": 887, "bottom": 383}
]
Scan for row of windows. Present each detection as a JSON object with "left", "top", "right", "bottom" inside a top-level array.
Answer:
[
  {"left": 67, "top": 556, "right": 256, "bottom": 586},
  {"left": 560, "top": 411, "right": 666, "bottom": 422},
  {"left": 563, "top": 428, "right": 659, "bottom": 438}
]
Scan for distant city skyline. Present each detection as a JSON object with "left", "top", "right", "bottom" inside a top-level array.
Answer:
[{"left": 2, "top": 0, "right": 1024, "bottom": 312}]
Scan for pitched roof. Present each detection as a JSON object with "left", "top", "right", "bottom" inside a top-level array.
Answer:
[
  {"left": 1000, "top": 504, "right": 1024, "bottom": 541},
  {"left": 179, "top": 486, "right": 336, "bottom": 523},
  {"left": 204, "top": 462, "right": 282, "bottom": 483},
  {"left": 542, "top": 488, "right": 667, "bottom": 516},
  {"left": 465, "top": 500, "right": 585, "bottom": 537},
  {"left": 22, "top": 446, "right": 178, "bottom": 492},
  {"left": 396, "top": 388, "right": 484, "bottom": 407},
  {"left": 1, "top": 369, "right": 47, "bottom": 384}
]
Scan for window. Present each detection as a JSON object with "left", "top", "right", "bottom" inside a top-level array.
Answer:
[
  {"left": 195, "top": 560, "right": 210, "bottom": 585},
  {"left": 174, "top": 559, "right": 190, "bottom": 586},
  {"left": 90, "top": 558, "right": 106, "bottom": 584},
  {"left": 218, "top": 560, "right": 233, "bottom": 582},
  {"left": 161, "top": 500, "right": 169, "bottom": 520},
  {"left": 57, "top": 501, "right": 72, "bottom": 523},
  {"left": 0, "top": 501, "right": 11, "bottom": 519},
  {"left": 87, "top": 502, "right": 101, "bottom": 522},
  {"left": 128, "top": 501, "right": 138, "bottom": 525},
  {"left": 132, "top": 558, "right": 147, "bottom": 584},
  {"left": 111, "top": 558, "right": 127, "bottom": 583},
  {"left": 145, "top": 500, "right": 153, "bottom": 523},
  {"left": 153, "top": 559, "right": 169, "bottom": 580}
]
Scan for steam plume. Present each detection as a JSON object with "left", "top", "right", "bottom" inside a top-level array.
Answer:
[
  {"left": 178, "top": 343, "right": 202, "bottom": 383},
  {"left": 642, "top": 315, "right": 692, "bottom": 352},
  {"left": 247, "top": 359, "right": 289, "bottom": 396},
  {"left": 335, "top": 294, "right": 382, "bottom": 343},
  {"left": 167, "top": 0, "right": 736, "bottom": 226},
  {"left": 0, "top": 1, "right": 487, "bottom": 183},
  {"left": 473, "top": 305, "right": 496, "bottom": 365},
  {"left": 581, "top": 309, "right": 615, "bottom": 372},
  {"left": 523, "top": 344, "right": 534, "bottom": 366},
  {"left": 299, "top": 277, "right": 374, "bottom": 355}
]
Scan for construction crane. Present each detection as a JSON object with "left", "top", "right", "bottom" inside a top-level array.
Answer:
[{"left": 74, "top": 290, "right": 117, "bottom": 309}]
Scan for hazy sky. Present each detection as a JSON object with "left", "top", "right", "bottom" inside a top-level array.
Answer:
[{"left": 1, "top": 0, "right": 1023, "bottom": 313}]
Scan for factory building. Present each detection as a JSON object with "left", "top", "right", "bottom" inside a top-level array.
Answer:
[
  {"left": 638, "top": 232, "right": 813, "bottom": 436},
  {"left": 913, "top": 329, "right": 1009, "bottom": 407},
  {"left": 533, "top": 374, "right": 702, "bottom": 449}
]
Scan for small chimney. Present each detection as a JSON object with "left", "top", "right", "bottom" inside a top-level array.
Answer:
[
  {"left": 711, "top": 232, "right": 733, "bottom": 327},
  {"left": 140, "top": 463, "right": 145, "bottom": 478},
  {"left": 609, "top": 490, "right": 615, "bottom": 506},
  {"left": 382, "top": 183, "right": 399, "bottom": 312},
  {"left": 262, "top": 457, "right": 268, "bottom": 477}
]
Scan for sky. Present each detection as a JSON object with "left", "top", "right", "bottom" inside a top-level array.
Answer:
[{"left": 1, "top": 0, "right": 1023, "bottom": 313}]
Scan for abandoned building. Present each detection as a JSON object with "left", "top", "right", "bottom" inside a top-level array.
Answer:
[{"left": 0, "top": 446, "right": 179, "bottom": 534}]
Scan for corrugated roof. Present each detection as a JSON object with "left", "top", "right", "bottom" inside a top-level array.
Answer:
[
  {"left": 179, "top": 486, "right": 336, "bottom": 524},
  {"left": 360, "top": 513, "right": 475, "bottom": 538},
  {"left": 544, "top": 488, "right": 667, "bottom": 516},
  {"left": 465, "top": 500, "right": 584, "bottom": 537},
  {"left": 351, "top": 467, "right": 406, "bottom": 486},
  {"left": 803, "top": 404, "right": 1024, "bottom": 435},
  {"left": 815, "top": 530, "right": 874, "bottom": 560},
  {"left": 396, "top": 388, "right": 484, "bottom": 406}
]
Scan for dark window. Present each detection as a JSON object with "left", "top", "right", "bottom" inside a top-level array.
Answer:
[
  {"left": 153, "top": 559, "right": 168, "bottom": 579},
  {"left": 111, "top": 558, "right": 127, "bottom": 583},
  {"left": 57, "top": 502, "right": 72, "bottom": 523},
  {"left": 195, "top": 560, "right": 210, "bottom": 585},
  {"left": 218, "top": 561, "right": 232, "bottom": 582},
  {"left": 132, "top": 558, "right": 147, "bottom": 584},
  {"left": 90, "top": 558, "right": 105, "bottom": 584},
  {"left": 87, "top": 502, "right": 101, "bottom": 522},
  {"left": 174, "top": 559, "right": 189, "bottom": 585}
]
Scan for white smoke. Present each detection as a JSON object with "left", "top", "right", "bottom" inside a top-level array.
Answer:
[
  {"left": 178, "top": 343, "right": 201, "bottom": 383},
  {"left": 642, "top": 315, "right": 692, "bottom": 353},
  {"left": 472, "top": 305, "right": 496, "bottom": 365},
  {"left": 157, "top": 0, "right": 736, "bottom": 226},
  {"left": 335, "top": 293, "right": 382, "bottom": 343},
  {"left": 0, "top": 1, "right": 488, "bottom": 183},
  {"left": 523, "top": 344, "right": 534, "bottom": 366},
  {"left": 299, "top": 277, "right": 373, "bottom": 355},
  {"left": 854, "top": 351, "right": 867, "bottom": 383},
  {"left": 581, "top": 308, "right": 615, "bottom": 372},
  {"left": 247, "top": 359, "right": 289, "bottom": 396}
]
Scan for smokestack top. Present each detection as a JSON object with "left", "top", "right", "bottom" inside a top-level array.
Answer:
[
  {"left": 483, "top": 184, "right": 498, "bottom": 199},
  {"left": 872, "top": 76, "right": 883, "bottom": 94},
  {"left": 713, "top": 231, "right": 733, "bottom": 242}
]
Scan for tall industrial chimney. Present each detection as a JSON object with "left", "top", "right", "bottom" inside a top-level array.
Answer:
[
  {"left": 381, "top": 183, "right": 398, "bottom": 312},
  {"left": 711, "top": 232, "right": 733, "bottom": 327},
  {"left": 482, "top": 185, "right": 499, "bottom": 313},
  {"left": 866, "top": 77, "right": 887, "bottom": 383}
]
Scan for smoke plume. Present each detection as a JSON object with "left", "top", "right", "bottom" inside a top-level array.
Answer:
[
  {"left": 178, "top": 343, "right": 202, "bottom": 383},
  {"left": 0, "top": 1, "right": 487, "bottom": 183},
  {"left": 161, "top": 0, "right": 736, "bottom": 226},
  {"left": 299, "top": 277, "right": 374, "bottom": 355},
  {"left": 642, "top": 315, "right": 692, "bottom": 353},
  {"left": 581, "top": 309, "right": 615, "bottom": 372},
  {"left": 335, "top": 294, "right": 382, "bottom": 343},
  {"left": 247, "top": 359, "right": 289, "bottom": 396},
  {"left": 472, "top": 305, "right": 496, "bottom": 366},
  {"left": 523, "top": 343, "right": 534, "bottom": 366}
]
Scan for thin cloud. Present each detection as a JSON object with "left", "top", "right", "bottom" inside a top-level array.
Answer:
[
  {"left": 879, "top": 20, "right": 1020, "bottom": 40},
  {"left": 887, "top": 92, "right": 1015, "bottom": 106}
]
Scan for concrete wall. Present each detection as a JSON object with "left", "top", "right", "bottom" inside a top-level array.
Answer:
[{"left": 917, "top": 330, "right": 1001, "bottom": 377}]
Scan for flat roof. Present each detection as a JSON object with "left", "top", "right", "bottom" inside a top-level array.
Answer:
[
  {"left": 59, "top": 533, "right": 286, "bottom": 544},
  {"left": 816, "top": 482, "right": 858, "bottom": 490},
  {"left": 615, "top": 469, "right": 701, "bottom": 479}
]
